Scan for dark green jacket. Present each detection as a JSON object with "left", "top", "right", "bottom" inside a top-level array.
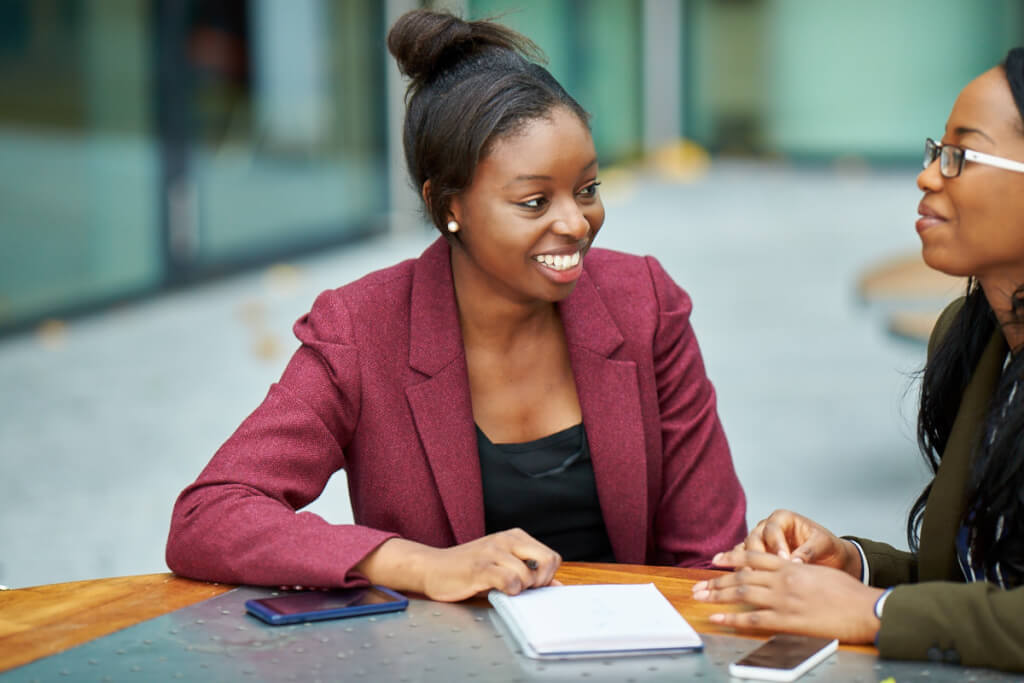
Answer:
[{"left": 851, "top": 299, "right": 1024, "bottom": 671}]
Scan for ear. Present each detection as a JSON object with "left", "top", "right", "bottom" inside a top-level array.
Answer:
[{"left": 420, "top": 180, "right": 432, "bottom": 209}]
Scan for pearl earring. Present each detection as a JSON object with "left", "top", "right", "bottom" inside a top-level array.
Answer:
[{"left": 446, "top": 220, "right": 459, "bottom": 233}]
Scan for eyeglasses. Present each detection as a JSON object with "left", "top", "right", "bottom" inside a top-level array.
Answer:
[{"left": 924, "top": 137, "right": 1024, "bottom": 178}]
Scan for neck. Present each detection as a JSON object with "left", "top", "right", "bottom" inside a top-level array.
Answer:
[
  {"left": 451, "top": 264, "right": 559, "bottom": 351},
  {"left": 980, "top": 276, "right": 1024, "bottom": 352}
]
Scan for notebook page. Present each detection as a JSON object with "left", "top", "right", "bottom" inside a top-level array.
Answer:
[{"left": 491, "top": 583, "right": 701, "bottom": 653}]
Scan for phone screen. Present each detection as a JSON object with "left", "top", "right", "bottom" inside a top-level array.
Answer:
[
  {"left": 733, "top": 634, "right": 837, "bottom": 670},
  {"left": 249, "top": 587, "right": 401, "bottom": 616}
]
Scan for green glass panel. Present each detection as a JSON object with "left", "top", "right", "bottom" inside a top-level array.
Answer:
[
  {"left": 0, "top": 0, "right": 160, "bottom": 328},
  {"left": 686, "top": 0, "right": 1024, "bottom": 160},
  {"left": 188, "top": 0, "right": 388, "bottom": 263}
]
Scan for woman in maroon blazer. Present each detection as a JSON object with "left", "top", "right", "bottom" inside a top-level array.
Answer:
[{"left": 166, "top": 9, "right": 746, "bottom": 602}]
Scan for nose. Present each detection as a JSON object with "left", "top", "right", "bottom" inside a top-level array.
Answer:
[
  {"left": 917, "top": 157, "right": 944, "bottom": 193},
  {"left": 551, "top": 197, "right": 591, "bottom": 239}
]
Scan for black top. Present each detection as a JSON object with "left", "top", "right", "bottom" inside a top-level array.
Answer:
[{"left": 477, "top": 423, "right": 616, "bottom": 562}]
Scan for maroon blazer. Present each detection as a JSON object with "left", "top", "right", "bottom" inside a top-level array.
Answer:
[{"left": 167, "top": 238, "right": 747, "bottom": 588}]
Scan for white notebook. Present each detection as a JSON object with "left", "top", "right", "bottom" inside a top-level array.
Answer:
[{"left": 488, "top": 583, "right": 703, "bottom": 659}]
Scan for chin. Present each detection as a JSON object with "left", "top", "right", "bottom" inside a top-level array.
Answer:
[{"left": 920, "top": 247, "right": 970, "bottom": 278}]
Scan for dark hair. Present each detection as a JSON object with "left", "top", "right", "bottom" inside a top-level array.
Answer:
[
  {"left": 1005, "top": 48, "right": 1024, "bottom": 134},
  {"left": 387, "top": 9, "right": 590, "bottom": 235},
  {"left": 910, "top": 48, "right": 1024, "bottom": 586}
]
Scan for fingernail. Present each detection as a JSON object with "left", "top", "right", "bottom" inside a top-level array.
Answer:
[
  {"left": 712, "top": 553, "right": 724, "bottom": 563},
  {"left": 693, "top": 590, "right": 709, "bottom": 601},
  {"left": 709, "top": 614, "right": 724, "bottom": 623},
  {"left": 692, "top": 581, "right": 707, "bottom": 592},
  {"left": 792, "top": 557, "right": 804, "bottom": 564},
  {"left": 778, "top": 550, "right": 789, "bottom": 560}
]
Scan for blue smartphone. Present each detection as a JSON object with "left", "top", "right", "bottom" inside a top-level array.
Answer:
[{"left": 245, "top": 586, "right": 408, "bottom": 626}]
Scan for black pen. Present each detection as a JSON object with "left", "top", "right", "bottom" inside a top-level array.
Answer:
[{"left": 523, "top": 558, "right": 538, "bottom": 570}]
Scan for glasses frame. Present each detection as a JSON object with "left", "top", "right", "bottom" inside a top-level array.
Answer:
[{"left": 924, "top": 137, "right": 1024, "bottom": 178}]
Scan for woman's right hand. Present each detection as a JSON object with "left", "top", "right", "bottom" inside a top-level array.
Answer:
[
  {"left": 356, "top": 529, "right": 561, "bottom": 602},
  {"left": 739, "top": 509, "right": 861, "bottom": 579}
]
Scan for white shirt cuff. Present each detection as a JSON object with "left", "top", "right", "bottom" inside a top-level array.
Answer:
[{"left": 847, "top": 539, "right": 870, "bottom": 584}]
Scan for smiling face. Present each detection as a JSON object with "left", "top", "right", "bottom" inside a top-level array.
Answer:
[
  {"left": 916, "top": 67, "right": 1024, "bottom": 288},
  {"left": 447, "top": 106, "right": 604, "bottom": 307}
]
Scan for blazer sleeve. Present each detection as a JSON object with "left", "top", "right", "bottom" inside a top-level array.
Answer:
[
  {"left": 877, "top": 582, "right": 1024, "bottom": 671},
  {"left": 846, "top": 536, "right": 918, "bottom": 586},
  {"left": 645, "top": 256, "right": 748, "bottom": 566},
  {"left": 165, "top": 291, "right": 398, "bottom": 588}
]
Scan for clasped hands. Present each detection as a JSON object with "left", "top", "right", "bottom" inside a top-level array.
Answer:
[{"left": 691, "top": 509, "right": 884, "bottom": 644}]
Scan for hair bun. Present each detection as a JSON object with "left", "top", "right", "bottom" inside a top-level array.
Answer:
[{"left": 387, "top": 9, "right": 540, "bottom": 85}]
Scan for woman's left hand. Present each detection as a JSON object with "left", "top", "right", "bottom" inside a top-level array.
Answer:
[{"left": 691, "top": 549, "right": 884, "bottom": 644}]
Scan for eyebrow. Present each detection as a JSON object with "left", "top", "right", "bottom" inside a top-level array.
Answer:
[
  {"left": 502, "top": 159, "right": 599, "bottom": 189},
  {"left": 953, "top": 126, "right": 996, "bottom": 145}
]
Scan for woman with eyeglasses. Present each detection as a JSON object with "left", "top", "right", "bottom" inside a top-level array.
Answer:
[{"left": 692, "top": 48, "right": 1024, "bottom": 672}]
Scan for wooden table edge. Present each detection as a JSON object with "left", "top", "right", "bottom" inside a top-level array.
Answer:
[
  {"left": 0, "top": 573, "right": 233, "bottom": 673},
  {"left": 0, "top": 563, "right": 876, "bottom": 673}
]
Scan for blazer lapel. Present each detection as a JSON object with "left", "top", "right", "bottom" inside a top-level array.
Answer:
[
  {"left": 405, "top": 239, "right": 486, "bottom": 544},
  {"left": 560, "top": 272, "right": 649, "bottom": 564},
  {"left": 919, "top": 327, "right": 1007, "bottom": 581}
]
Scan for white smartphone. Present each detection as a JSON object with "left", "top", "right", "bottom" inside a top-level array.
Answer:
[{"left": 728, "top": 634, "right": 839, "bottom": 681}]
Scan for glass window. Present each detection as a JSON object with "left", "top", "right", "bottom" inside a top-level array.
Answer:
[
  {"left": 179, "top": 0, "right": 388, "bottom": 268},
  {"left": 0, "top": 1, "right": 161, "bottom": 330}
]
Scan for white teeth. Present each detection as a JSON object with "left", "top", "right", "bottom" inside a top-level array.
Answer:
[{"left": 535, "top": 251, "right": 582, "bottom": 271}]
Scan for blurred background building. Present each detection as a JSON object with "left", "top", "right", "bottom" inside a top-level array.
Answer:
[{"left": 1, "top": 0, "right": 1022, "bottom": 588}]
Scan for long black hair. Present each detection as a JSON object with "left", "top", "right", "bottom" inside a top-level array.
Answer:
[
  {"left": 386, "top": 9, "right": 589, "bottom": 235},
  {"left": 911, "top": 48, "right": 1024, "bottom": 586}
]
